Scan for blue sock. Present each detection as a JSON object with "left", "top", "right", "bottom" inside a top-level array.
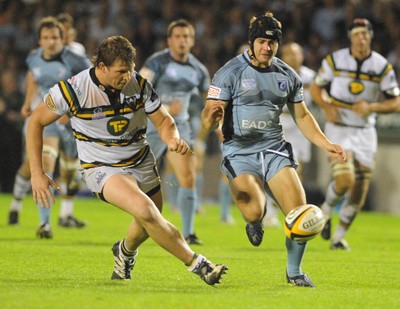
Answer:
[
  {"left": 177, "top": 187, "right": 197, "bottom": 237},
  {"left": 164, "top": 173, "right": 179, "bottom": 210},
  {"left": 37, "top": 173, "right": 53, "bottom": 225},
  {"left": 219, "top": 179, "right": 232, "bottom": 220},
  {"left": 286, "top": 237, "right": 307, "bottom": 277},
  {"left": 196, "top": 173, "right": 203, "bottom": 210}
]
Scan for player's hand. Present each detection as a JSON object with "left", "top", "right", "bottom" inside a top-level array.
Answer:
[
  {"left": 21, "top": 104, "right": 32, "bottom": 118},
  {"left": 324, "top": 104, "right": 341, "bottom": 123},
  {"left": 31, "top": 172, "right": 60, "bottom": 208},
  {"left": 168, "top": 137, "right": 190, "bottom": 155},
  {"left": 325, "top": 143, "right": 346, "bottom": 163},
  {"left": 210, "top": 101, "right": 224, "bottom": 122},
  {"left": 203, "top": 101, "right": 224, "bottom": 130},
  {"left": 352, "top": 100, "right": 370, "bottom": 117}
]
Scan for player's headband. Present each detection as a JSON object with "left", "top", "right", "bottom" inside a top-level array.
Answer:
[{"left": 348, "top": 18, "right": 373, "bottom": 38}]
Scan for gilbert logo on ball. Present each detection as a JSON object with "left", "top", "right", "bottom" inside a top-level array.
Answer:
[{"left": 284, "top": 204, "right": 325, "bottom": 241}]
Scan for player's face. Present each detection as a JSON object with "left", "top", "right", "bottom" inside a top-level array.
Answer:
[
  {"left": 350, "top": 29, "right": 371, "bottom": 52},
  {"left": 281, "top": 44, "right": 303, "bottom": 71},
  {"left": 252, "top": 38, "right": 278, "bottom": 67},
  {"left": 102, "top": 59, "right": 134, "bottom": 90},
  {"left": 39, "top": 27, "right": 64, "bottom": 59},
  {"left": 167, "top": 26, "right": 194, "bottom": 58}
]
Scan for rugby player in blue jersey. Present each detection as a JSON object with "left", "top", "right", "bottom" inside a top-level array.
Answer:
[
  {"left": 202, "top": 12, "right": 346, "bottom": 287},
  {"left": 7, "top": 16, "right": 91, "bottom": 237},
  {"left": 139, "top": 19, "right": 210, "bottom": 245}
]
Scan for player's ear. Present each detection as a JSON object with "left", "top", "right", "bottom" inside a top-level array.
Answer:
[{"left": 98, "top": 62, "right": 107, "bottom": 72}]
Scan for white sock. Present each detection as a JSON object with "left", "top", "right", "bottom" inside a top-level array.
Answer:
[
  {"left": 10, "top": 199, "right": 23, "bottom": 211},
  {"left": 188, "top": 254, "right": 206, "bottom": 272},
  {"left": 59, "top": 199, "right": 74, "bottom": 218},
  {"left": 266, "top": 198, "right": 279, "bottom": 218},
  {"left": 332, "top": 224, "right": 347, "bottom": 244}
]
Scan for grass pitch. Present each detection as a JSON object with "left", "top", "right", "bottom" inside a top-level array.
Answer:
[{"left": 0, "top": 194, "right": 399, "bottom": 309}]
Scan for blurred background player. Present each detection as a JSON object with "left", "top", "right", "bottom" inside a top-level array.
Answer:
[
  {"left": 56, "top": 13, "right": 86, "bottom": 56},
  {"left": 261, "top": 42, "right": 317, "bottom": 227},
  {"left": 161, "top": 91, "right": 208, "bottom": 215},
  {"left": 7, "top": 16, "right": 91, "bottom": 237},
  {"left": 139, "top": 19, "right": 210, "bottom": 245},
  {"left": 310, "top": 18, "right": 400, "bottom": 250}
]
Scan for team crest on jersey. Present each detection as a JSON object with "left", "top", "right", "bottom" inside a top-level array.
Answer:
[
  {"left": 278, "top": 79, "right": 288, "bottom": 91},
  {"left": 166, "top": 66, "right": 178, "bottom": 78},
  {"left": 45, "top": 95, "right": 57, "bottom": 111},
  {"left": 107, "top": 115, "right": 130, "bottom": 136},
  {"left": 348, "top": 80, "right": 365, "bottom": 95},
  {"left": 208, "top": 86, "right": 221, "bottom": 99},
  {"left": 125, "top": 95, "right": 144, "bottom": 111},
  {"left": 92, "top": 107, "right": 106, "bottom": 120},
  {"left": 241, "top": 79, "right": 257, "bottom": 89}
]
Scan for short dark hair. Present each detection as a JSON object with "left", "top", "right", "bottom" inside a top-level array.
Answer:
[
  {"left": 57, "top": 13, "right": 74, "bottom": 26},
  {"left": 37, "top": 16, "right": 64, "bottom": 40},
  {"left": 92, "top": 36, "right": 136, "bottom": 67},
  {"left": 167, "top": 19, "right": 195, "bottom": 37}
]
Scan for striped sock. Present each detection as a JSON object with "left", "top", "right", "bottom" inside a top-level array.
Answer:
[{"left": 120, "top": 239, "right": 137, "bottom": 259}]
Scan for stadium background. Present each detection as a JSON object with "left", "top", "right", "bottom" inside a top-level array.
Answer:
[{"left": 0, "top": 0, "right": 399, "bottom": 214}]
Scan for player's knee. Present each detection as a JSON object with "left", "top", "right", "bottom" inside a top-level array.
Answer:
[
  {"left": 178, "top": 174, "right": 195, "bottom": 187},
  {"left": 356, "top": 169, "right": 372, "bottom": 182},
  {"left": 332, "top": 161, "right": 355, "bottom": 193},
  {"left": 135, "top": 202, "right": 161, "bottom": 225},
  {"left": 42, "top": 145, "right": 59, "bottom": 161},
  {"left": 66, "top": 185, "right": 79, "bottom": 197}
]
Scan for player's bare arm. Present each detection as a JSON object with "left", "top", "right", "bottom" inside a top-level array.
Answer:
[
  {"left": 27, "top": 101, "right": 61, "bottom": 208},
  {"left": 352, "top": 96, "right": 400, "bottom": 116},
  {"left": 148, "top": 105, "right": 189, "bottom": 155},
  {"left": 290, "top": 102, "right": 346, "bottom": 163},
  {"left": 21, "top": 71, "right": 39, "bottom": 118},
  {"left": 309, "top": 82, "right": 340, "bottom": 123},
  {"left": 201, "top": 99, "right": 225, "bottom": 131}
]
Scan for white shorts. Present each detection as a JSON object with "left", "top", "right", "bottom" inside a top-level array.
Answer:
[
  {"left": 324, "top": 122, "right": 377, "bottom": 168},
  {"left": 281, "top": 114, "right": 311, "bottom": 163},
  {"left": 79, "top": 150, "right": 161, "bottom": 198}
]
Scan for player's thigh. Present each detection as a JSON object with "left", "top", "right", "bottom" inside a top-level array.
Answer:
[
  {"left": 103, "top": 174, "right": 161, "bottom": 221},
  {"left": 268, "top": 166, "right": 306, "bottom": 215},
  {"left": 166, "top": 150, "right": 196, "bottom": 187},
  {"left": 148, "top": 188, "right": 163, "bottom": 212},
  {"left": 230, "top": 174, "right": 266, "bottom": 212}
]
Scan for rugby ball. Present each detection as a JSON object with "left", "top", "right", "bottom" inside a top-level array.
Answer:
[{"left": 284, "top": 204, "right": 325, "bottom": 241}]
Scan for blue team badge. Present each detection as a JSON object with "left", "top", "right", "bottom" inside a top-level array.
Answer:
[{"left": 278, "top": 79, "right": 288, "bottom": 91}]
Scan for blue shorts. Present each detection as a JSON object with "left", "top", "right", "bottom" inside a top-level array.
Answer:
[{"left": 221, "top": 143, "right": 297, "bottom": 183}]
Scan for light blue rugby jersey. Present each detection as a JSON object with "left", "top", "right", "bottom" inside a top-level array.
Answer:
[
  {"left": 26, "top": 46, "right": 92, "bottom": 97},
  {"left": 143, "top": 48, "right": 210, "bottom": 133},
  {"left": 208, "top": 51, "right": 304, "bottom": 156}
]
